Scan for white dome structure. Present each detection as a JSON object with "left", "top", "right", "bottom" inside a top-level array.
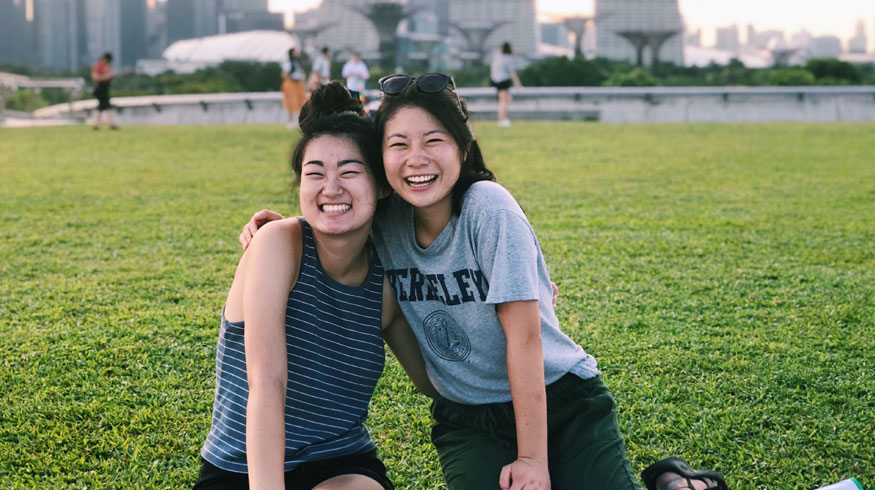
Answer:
[{"left": 162, "top": 30, "right": 299, "bottom": 64}]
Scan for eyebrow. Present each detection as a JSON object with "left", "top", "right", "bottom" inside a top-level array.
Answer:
[
  {"left": 386, "top": 129, "right": 447, "bottom": 139},
  {"left": 303, "top": 159, "right": 365, "bottom": 167}
]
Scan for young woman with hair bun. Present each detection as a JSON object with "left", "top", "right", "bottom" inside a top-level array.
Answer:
[{"left": 194, "top": 82, "right": 435, "bottom": 490}]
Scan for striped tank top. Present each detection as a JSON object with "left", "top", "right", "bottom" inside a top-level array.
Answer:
[{"left": 201, "top": 218, "right": 386, "bottom": 473}]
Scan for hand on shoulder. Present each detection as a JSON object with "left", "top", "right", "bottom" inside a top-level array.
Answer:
[{"left": 245, "top": 217, "right": 302, "bottom": 259}]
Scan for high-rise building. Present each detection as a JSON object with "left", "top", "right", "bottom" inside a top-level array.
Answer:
[
  {"left": 594, "top": 0, "right": 684, "bottom": 65},
  {"left": 714, "top": 25, "right": 739, "bottom": 52},
  {"left": 166, "top": 0, "right": 194, "bottom": 43},
  {"left": 299, "top": 0, "right": 536, "bottom": 65},
  {"left": 746, "top": 25, "right": 785, "bottom": 50},
  {"left": 541, "top": 23, "right": 572, "bottom": 49},
  {"left": 448, "top": 0, "right": 538, "bottom": 59},
  {"left": 167, "top": 0, "right": 220, "bottom": 43},
  {"left": 222, "top": 11, "right": 285, "bottom": 33},
  {"left": 146, "top": 0, "right": 168, "bottom": 58},
  {"left": 0, "top": 0, "right": 33, "bottom": 66},
  {"left": 809, "top": 36, "right": 842, "bottom": 58},
  {"left": 29, "top": 0, "right": 144, "bottom": 70},
  {"left": 684, "top": 28, "right": 701, "bottom": 47},
  {"left": 194, "top": 1, "right": 220, "bottom": 37},
  {"left": 790, "top": 29, "right": 812, "bottom": 51},
  {"left": 121, "top": 0, "right": 148, "bottom": 67},
  {"left": 848, "top": 19, "right": 867, "bottom": 54},
  {"left": 33, "top": 0, "right": 82, "bottom": 71},
  {"left": 83, "top": 0, "right": 122, "bottom": 66},
  {"left": 221, "top": 0, "right": 268, "bottom": 12}
]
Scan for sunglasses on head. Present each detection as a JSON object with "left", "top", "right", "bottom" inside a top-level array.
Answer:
[{"left": 378, "top": 73, "right": 456, "bottom": 96}]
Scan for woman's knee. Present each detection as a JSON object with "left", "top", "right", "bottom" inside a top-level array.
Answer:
[{"left": 313, "top": 473, "right": 385, "bottom": 490}]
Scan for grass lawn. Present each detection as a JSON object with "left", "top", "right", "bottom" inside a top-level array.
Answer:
[{"left": 1, "top": 122, "right": 873, "bottom": 489}]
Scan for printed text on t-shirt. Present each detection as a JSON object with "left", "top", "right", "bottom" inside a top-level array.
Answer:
[{"left": 385, "top": 268, "right": 489, "bottom": 305}]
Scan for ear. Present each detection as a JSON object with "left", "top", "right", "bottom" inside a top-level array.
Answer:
[{"left": 460, "top": 143, "right": 471, "bottom": 162}]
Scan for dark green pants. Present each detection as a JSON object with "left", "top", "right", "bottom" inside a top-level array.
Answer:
[{"left": 430, "top": 374, "right": 641, "bottom": 490}]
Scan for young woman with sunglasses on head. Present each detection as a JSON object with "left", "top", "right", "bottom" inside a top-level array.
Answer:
[
  {"left": 195, "top": 82, "right": 436, "bottom": 490},
  {"left": 241, "top": 74, "right": 727, "bottom": 490}
]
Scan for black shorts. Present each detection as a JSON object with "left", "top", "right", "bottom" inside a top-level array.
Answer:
[
  {"left": 192, "top": 450, "right": 394, "bottom": 490},
  {"left": 93, "top": 83, "right": 111, "bottom": 111},
  {"left": 490, "top": 79, "right": 512, "bottom": 91}
]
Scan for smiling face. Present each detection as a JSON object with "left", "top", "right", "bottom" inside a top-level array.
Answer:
[
  {"left": 299, "top": 135, "right": 379, "bottom": 237},
  {"left": 382, "top": 106, "right": 462, "bottom": 220}
]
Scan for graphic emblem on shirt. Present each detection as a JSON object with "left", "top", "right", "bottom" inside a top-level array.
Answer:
[{"left": 423, "top": 311, "right": 471, "bottom": 362}]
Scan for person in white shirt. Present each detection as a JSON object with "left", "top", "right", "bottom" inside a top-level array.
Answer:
[
  {"left": 309, "top": 46, "right": 332, "bottom": 91},
  {"left": 341, "top": 52, "right": 370, "bottom": 99},
  {"left": 490, "top": 42, "right": 522, "bottom": 128}
]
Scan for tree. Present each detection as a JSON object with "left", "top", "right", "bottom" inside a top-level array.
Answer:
[
  {"left": 604, "top": 68, "right": 658, "bottom": 87},
  {"left": 517, "top": 56, "right": 607, "bottom": 87},
  {"left": 804, "top": 58, "right": 862, "bottom": 84},
  {"left": 767, "top": 68, "right": 815, "bottom": 86}
]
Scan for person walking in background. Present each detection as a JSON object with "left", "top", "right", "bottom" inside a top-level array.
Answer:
[
  {"left": 280, "top": 48, "right": 307, "bottom": 129},
  {"left": 490, "top": 42, "right": 521, "bottom": 128},
  {"left": 308, "top": 46, "right": 332, "bottom": 91},
  {"left": 91, "top": 52, "right": 117, "bottom": 130},
  {"left": 341, "top": 51, "right": 370, "bottom": 100}
]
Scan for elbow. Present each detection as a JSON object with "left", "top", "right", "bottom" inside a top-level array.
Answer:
[
  {"left": 508, "top": 328, "right": 542, "bottom": 351},
  {"left": 248, "top": 373, "right": 287, "bottom": 398}
]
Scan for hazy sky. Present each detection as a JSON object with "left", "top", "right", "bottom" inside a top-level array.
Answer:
[{"left": 268, "top": 0, "right": 875, "bottom": 48}]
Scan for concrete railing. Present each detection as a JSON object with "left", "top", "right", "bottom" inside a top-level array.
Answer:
[
  {"left": 28, "top": 86, "right": 875, "bottom": 125},
  {"left": 0, "top": 72, "right": 86, "bottom": 123}
]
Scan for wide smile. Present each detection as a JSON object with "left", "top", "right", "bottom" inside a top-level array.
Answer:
[
  {"left": 404, "top": 174, "right": 437, "bottom": 188},
  {"left": 320, "top": 203, "right": 351, "bottom": 213}
]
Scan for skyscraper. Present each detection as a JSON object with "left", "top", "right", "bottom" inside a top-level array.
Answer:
[
  {"left": 83, "top": 0, "right": 122, "bottom": 66},
  {"left": 300, "top": 0, "right": 536, "bottom": 65},
  {"left": 594, "top": 0, "right": 684, "bottom": 66},
  {"left": 448, "top": 0, "right": 538, "bottom": 59},
  {"left": 714, "top": 25, "right": 740, "bottom": 52},
  {"left": 222, "top": 11, "right": 285, "bottom": 33},
  {"left": 167, "top": 0, "right": 220, "bottom": 43},
  {"left": 121, "top": 0, "right": 148, "bottom": 67},
  {"left": 221, "top": 0, "right": 269, "bottom": 12},
  {"left": 848, "top": 19, "right": 868, "bottom": 54},
  {"left": 33, "top": 0, "right": 82, "bottom": 71},
  {"left": 145, "top": 0, "right": 168, "bottom": 58},
  {"left": 0, "top": 0, "right": 33, "bottom": 66},
  {"left": 194, "top": 0, "right": 220, "bottom": 37},
  {"left": 746, "top": 25, "right": 786, "bottom": 50}
]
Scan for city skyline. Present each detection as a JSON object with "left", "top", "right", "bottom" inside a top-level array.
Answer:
[{"left": 267, "top": 0, "right": 875, "bottom": 50}]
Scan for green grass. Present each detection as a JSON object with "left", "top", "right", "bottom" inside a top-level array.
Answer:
[{"left": 1, "top": 122, "right": 873, "bottom": 489}]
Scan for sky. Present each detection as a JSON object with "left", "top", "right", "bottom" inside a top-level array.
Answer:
[{"left": 267, "top": 0, "right": 875, "bottom": 49}]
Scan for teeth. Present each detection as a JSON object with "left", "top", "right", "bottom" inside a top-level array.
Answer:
[
  {"left": 322, "top": 204, "right": 350, "bottom": 213},
  {"left": 407, "top": 175, "right": 436, "bottom": 185}
]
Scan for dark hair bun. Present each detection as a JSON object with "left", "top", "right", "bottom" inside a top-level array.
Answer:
[{"left": 299, "top": 81, "right": 363, "bottom": 133}]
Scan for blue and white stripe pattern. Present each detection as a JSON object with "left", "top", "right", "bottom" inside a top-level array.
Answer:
[{"left": 201, "top": 218, "right": 386, "bottom": 473}]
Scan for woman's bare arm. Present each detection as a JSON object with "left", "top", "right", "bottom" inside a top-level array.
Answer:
[{"left": 240, "top": 219, "right": 301, "bottom": 490}]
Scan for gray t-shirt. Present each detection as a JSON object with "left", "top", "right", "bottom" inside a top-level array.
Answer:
[{"left": 373, "top": 181, "right": 599, "bottom": 404}]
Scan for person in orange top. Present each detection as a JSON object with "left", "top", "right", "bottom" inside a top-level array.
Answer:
[
  {"left": 91, "top": 53, "right": 117, "bottom": 130},
  {"left": 280, "top": 48, "right": 307, "bottom": 129}
]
